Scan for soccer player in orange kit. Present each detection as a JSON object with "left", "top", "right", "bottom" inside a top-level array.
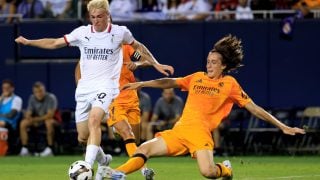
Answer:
[{"left": 102, "top": 35, "right": 306, "bottom": 180}]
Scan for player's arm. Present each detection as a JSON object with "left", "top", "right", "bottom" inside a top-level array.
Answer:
[
  {"left": 0, "top": 109, "right": 18, "bottom": 119},
  {"left": 122, "top": 78, "right": 180, "bottom": 90},
  {"left": 150, "top": 114, "right": 159, "bottom": 123},
  {"left": 24, "top": 110, "right": 33, "bottom": 120},
  {"left": 31, "top": 109, "right": 55, "bottom": 123},
  {"left": 168, "top": 114, "right": 180, "bottom": 125},
  {"left": 244, "top": 101, "right": 306, "bottom": 135},
  {"left": 130, "top": 40, "right": 174, "bottom": 76},
  {"left": 15, "top": 36, "right": 67, "bottom": 49},
  {"left": 75, "top": 61, "right": 81, "bottom": 85},
  {"left": 125, "top": 50, "right": 152, "bottom": 71}
]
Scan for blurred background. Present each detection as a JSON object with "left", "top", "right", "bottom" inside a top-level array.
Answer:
[{"left": 0, "top": 0, "right": 320, "bottom": 157}]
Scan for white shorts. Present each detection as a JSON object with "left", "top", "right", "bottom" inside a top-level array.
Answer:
[{"left": 75, "top": 88, "right": 119, "bottom": 123}]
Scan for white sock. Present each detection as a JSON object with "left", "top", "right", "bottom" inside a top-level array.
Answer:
[
  {"left": 85, "top": 144, "right": 99, "bottom": 167},
  {"left": 95, "top": 147, "right": 107, "bottom": 165}
]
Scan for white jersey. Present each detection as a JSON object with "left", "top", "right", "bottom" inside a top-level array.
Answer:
[{"left": 64, "top": 23, "right": 134, "bottom": 91}]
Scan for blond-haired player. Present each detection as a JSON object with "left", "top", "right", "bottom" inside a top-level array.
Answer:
[{"left": 15, "top": 0, "right": 174, "bottom": 176}]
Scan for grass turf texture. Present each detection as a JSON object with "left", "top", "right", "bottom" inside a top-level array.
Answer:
[{"left": 0, "top": 156, "right": 319, "bottom": 179}]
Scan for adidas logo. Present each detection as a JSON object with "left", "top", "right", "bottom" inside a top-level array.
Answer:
[{"left": 195, "top": 79, "right": 202, "bottom": 83}]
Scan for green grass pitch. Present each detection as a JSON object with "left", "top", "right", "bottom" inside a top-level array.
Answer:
[{"left": 0, "top": 155, "right": 319, "bottom": 179}]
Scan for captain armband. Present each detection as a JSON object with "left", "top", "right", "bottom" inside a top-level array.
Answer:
[{"left": 130, "top": 51, "right": 142, "bottom": 61}]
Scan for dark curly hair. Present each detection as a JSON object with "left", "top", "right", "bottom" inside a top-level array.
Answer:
[{"left": 211, "top": 34, "right": 244, "bottom": 73}]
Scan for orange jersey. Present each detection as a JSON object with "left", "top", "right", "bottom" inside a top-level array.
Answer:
[
  {"left": 175, "top": 72, "right": 252, "bottom": 132},
  {"left": 113, "top": 45, "right": 138, "bottom": 105}
]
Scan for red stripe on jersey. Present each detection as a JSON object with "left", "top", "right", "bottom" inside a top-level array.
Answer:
[
  {"left": 107, "top": 24, "right": 112, "bottom": 33},
  {"left": 63, "top": 35, "right": 69, "bottom": 46},
  {"left": 91, "top": 26, "right": 94, "bottom": 33}
]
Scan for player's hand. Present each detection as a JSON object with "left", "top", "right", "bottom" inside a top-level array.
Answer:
[
  {"left": 121, "top": 82, "right": 142, "bottom": 90},
  {"left": 125, "top": 62, "right": 138, "bottom": 71},
  {"left": 153, "top": 64, "right": 174, "bottom": 76},
  {"left": 282, "top": 126, "right": 306, "bottom": 135},
  {"left": 15, "top": 36, "right": 29, "bottom": 45}
]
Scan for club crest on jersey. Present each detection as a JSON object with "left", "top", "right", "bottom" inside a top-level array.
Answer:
[{"left": 111, "top": 34, "right": 114, "bottom": 43}]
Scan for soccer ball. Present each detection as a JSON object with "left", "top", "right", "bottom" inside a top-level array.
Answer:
[{"left": 68, "top": 160, "right": 93, "bottom": 180}]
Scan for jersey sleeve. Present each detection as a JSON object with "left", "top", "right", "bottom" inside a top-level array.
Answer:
[
  {"left": 12, "top": 96, "right": 23, "bottom": 112},
  {"left": 175, "top": 73, "right": 196, "bottom": 91},
  {"left": 64, "top": 26, "right": 84, "bottom": 47},
  {"left": 229, "top": 79, "right": 252, "bottom": 107},
  {"left": 122, "top": 26, "right": 134, "bottom": 45},
  {"left": 27, "top": 95, "right": 34, "bottom": 112},
  {"left": 48, "top": 94, "right": 58, "bottom": 110}
]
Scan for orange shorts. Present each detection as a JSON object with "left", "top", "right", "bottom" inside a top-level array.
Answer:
[
  {"left": 107, "top": 103, "right": 141, "bottom": 127},
  {"left": 155, "top": 126, "right": 214, "bottom": 157}
]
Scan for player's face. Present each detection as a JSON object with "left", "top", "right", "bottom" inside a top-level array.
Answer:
[
  {"left": 206, "top": 52, "right": 226, "bottom": 78},
  {"left": 1, "top": 83, "right": 13, "bottom": 97},
  {"left": 33, "top": 86, "right": 46, "bottom": 101},
  {"left": 89, "top": 8, "right": 110, "bottom": 32}
]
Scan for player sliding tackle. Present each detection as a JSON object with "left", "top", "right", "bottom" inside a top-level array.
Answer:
[
  {"left": 15, "top": 0, "right": 174, "bottom": 179},
  {"left": 102, "top": 35, "right": 306, "bottom": 180}
]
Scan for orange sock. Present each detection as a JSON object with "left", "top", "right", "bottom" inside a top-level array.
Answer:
[
  {"left": 216, "top": 163, "right": 232, "bottom": 177},
  {"left": 116, "top": 153, "right": 147, "bottom": 174},
  {"left": 124, "top": 139, "right": 137, "bottom": 157}
]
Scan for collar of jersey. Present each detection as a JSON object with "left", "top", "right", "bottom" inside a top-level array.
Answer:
[{"left": 91, "top": 23, "right": 112, "bottom": 33}]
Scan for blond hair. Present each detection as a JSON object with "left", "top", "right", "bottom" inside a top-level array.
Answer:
[{"left": 87, "top": 0, "right": 110, "bottom": 12}]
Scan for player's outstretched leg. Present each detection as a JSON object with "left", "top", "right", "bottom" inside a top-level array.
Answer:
[
  {"left": 101, "top": 137, "right": 168, "bottom": 179},
  {"left": 196, "top": 150, "right": 232, "bottom": 179},
  {"left": 221, "top": 160, "right": 233, "bottom": 180}
]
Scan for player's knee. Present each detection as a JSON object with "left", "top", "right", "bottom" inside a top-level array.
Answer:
[
  {"left": 77, "top": 135, "right": 88, "bottom": 145},
  {"left": 199, "top": 165, "right": 217, "bottom": 178},
  {"left": 88, "top": 117, "right": 100, "bottom": 129},
  {"left": 45, "top": 119, "right": 55, "bottom": 129},
  {"left": 20, "top": 119, "right": 30, "bottom": 129},
  {"left": 135, "top": 144, "right": 151, "bottom": 157}
]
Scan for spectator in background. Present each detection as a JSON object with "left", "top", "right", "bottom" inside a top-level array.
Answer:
[
  {"left": 19, "top": 82, "right": 58, "bottom": 157},
  {"left": 81, "top": 0, "right": 90, "bottom": 20},
  {"left": 109, "top": 0, "right": 137, "bottom": 21},
  {"left": 0, "top": 0, "right": 16, "bottom": 23},
  {"left": 176, "top": 0, "right": 212, "bottom": 20},
  {"left": 137, "top": 86, "right": 152, "bottom": 142},
  {"left": 141, "top": 0, "right": 160, "bottom": 11},
  {"left": 139, "top": 0, "right": 168, "bottom": 20},
  {"left": 147, "top": 88, "right": 183, "bottom": 140},
  {"left": 235, "top": 0, "right": 253, "bottom": 20},
  {"left": 39, "top": 0, "right": 73, "bottom": 19},
  {"left": 0, "top": 79, "right": 22, "bottom": 132},
  {"left": 161, "top": 0, "right": 181, "bottom": 19},
  {"left": 17, "top": 0, "right": 43, "bottom": 18},
  {"left": 214, "top": 0, "right": 238, "bottom": 19}
]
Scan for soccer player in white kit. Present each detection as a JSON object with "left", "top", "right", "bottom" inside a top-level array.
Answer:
[{"left": 15, "top": 0, "right": 174, "bottom": 175}]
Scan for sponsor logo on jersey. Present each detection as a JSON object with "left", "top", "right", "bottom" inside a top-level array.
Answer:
[{"left": 84, "top": 47, "right": 114, "bottom": 60}]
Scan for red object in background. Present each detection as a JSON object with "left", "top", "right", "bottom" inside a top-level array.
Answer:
[{"left": 0, "top": 128, "right": 8, "bottom": 156}]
